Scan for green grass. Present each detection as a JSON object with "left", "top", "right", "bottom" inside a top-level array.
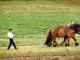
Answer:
[
  {"left": 0, "top": 45, "right": 80, "bottom": 54},
  {"left": 0, "top": 0, "right": 80, "bottom": 54},
  {"left": 0, "top": 46, "right": 79, "bottom": 54},
  {"left": 0, "top": 1, "right": 80, "bottom": 35}
]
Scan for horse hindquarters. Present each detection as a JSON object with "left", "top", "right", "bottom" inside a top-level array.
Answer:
[{"left": 44, "top": 30, "right": 52, "bottom": 46}]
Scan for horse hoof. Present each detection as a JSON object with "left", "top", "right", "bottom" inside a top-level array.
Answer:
[
  {"left": 65, "top": 43, "right": 69, "bottom": 46},
  {"left": 47, "top": 43, "right": 52, "bottom": 47},
  {"left": 53, "top": 45, "right": 56, "bottom": 47},
  {"left": 75, "top": 43, "right": 79, "bottom": 46},
  {"left": 47, "top": 45, "right": 51, "bottom": 47}
]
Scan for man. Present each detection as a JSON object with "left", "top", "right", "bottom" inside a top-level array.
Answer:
[{"left": 7, "top": 29, "right": 17, "bottom": 50}]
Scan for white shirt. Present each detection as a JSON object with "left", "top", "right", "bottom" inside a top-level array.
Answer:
[{"left": 7, "top": 32, "right": 13, "bottom": 38}]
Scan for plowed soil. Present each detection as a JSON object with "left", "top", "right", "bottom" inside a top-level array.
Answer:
[{"left": 0, "top": 51, "right": 80, "bottom": 60}]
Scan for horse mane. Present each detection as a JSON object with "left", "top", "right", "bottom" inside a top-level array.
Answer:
[
  {"left": 74, "top": 24, "right": 80, "bottom": 27},
  {"left": 71, "top": 24, "right": 80, "bottom": 33}
]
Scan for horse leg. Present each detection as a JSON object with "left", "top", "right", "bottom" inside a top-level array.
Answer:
[
  {"left": 60, "top": 37, "right": 67, "bottom": 46},
  {"left": 53, "top": 41, "right": 59, "bottom": 47},
  {"left": 54, "top": 40, "right": 59, "bottom": 46},
  {"left": 65, "top": 38, "right": 70, "bottom": 46},
  {"left": 52, "top": 37, "right": 59, "bottom": 47},
  {"left": 71, "top": 37, "right": 79, "bottom": 46},
  {"left": 53, "top": 41, "right": 57, "bottom": 47},
  {"left": 47, "top": 42, "right": 52, "bottom": 47}
]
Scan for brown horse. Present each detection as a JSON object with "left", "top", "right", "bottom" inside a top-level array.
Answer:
[{"left": 45, "top": 24, "right": 80, "bottom": 47}]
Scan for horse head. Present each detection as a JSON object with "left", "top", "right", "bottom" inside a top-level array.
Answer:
[{"left": 73, "top": 24, "right": 80, "bottom": 34}]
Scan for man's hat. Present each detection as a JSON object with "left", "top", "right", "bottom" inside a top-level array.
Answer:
[{"left": 9, "top": 29, "right": 12, "bottom": 31}]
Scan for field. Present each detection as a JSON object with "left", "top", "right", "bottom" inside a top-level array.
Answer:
[
  {"left": 0, "top": 0, "right": 80, "bottom": 60},
  {"left": 0, "top": 51, "right": 80, "bottom": 60}
]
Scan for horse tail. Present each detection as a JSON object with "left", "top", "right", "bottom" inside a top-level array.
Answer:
[{"left": 44, "top": 29, "right": 52, "bottom": 45}]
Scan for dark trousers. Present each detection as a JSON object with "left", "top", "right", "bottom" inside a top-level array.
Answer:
[{"left": 8, "top": 38, "right": 17, "bottom": 50}]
